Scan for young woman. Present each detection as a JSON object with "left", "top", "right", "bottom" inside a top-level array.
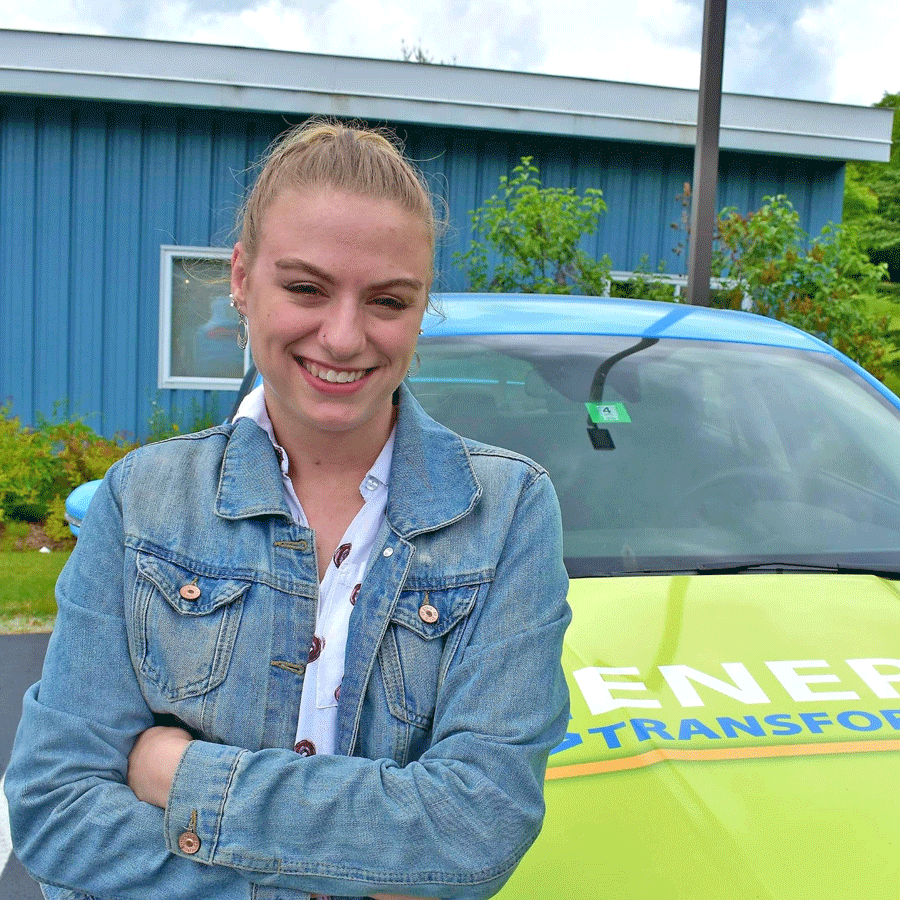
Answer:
[{"left": 5, "top": 120, "right": 570, "bottom": 900}]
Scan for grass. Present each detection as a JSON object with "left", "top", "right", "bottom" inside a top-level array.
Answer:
[{"left": 0, "top": 548, "right": 68, "bottom": 633}]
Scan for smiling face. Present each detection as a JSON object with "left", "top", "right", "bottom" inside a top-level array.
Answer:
[{"left": 231, "top": 187, "right": 431, "bottom": 451}]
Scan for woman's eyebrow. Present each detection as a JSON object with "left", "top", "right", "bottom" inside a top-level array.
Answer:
[
  {"left": 274, "top": 258, "right": 334, "bottom": 282},
  {"left": 274, "top": 258, "right": 424, "bottom": 292},
  {"left": 370, "top": 277, "right": 426, "bottom": 292}
]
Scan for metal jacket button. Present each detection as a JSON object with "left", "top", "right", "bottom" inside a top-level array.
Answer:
[
  {"left": 179, "top": 583, "right": 201, "bottom": 601},
  {"left": 178, "top": 831, "right": 201, "bottom": 854},
  {"left": 418, "top": 603, "right": 439, "bottom": 624}
]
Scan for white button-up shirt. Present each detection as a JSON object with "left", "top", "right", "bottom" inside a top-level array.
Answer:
[{"left": 233, "top": 385, "right": 394, "bottom": 757}]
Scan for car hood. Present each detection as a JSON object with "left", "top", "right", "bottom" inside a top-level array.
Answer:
[{"left": 499, "top": 573, "right": 900, "bottom": 899}]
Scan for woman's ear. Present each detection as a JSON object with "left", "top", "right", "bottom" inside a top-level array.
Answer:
[{"left": 230, "top": 242, "right": 248, "bottom": 309}]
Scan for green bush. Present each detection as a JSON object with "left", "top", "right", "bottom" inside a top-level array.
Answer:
[
  {"left": 0, "top": 403, "right": 136, "bottom": 529},
  {"left": 0, "top": 397, "right": 225, "bottom": 541},
  {"left": 711, "top": 195, "right": 897, "bottom": 380},
  {"left": 454, "top": 156, "right": 612, "bottom": 294},
  {"left": 0, "top": 406, "right": 57, "bottom": 523},
  {"left": 608, "top": 256, "right": 685, "bottom": 302}
]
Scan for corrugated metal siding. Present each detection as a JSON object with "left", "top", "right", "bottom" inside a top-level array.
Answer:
[{"left": 0, "top": 97, "right": 846, "bottom": 439}]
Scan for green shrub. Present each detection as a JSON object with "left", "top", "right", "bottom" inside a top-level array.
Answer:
[
  {"left": 0, "top": 405, "right": 57, "bottom": 523},
  {"left": 1, "top": 396, "right": 222, "bottom": 540},
  {"left": 454, "top": 156, "right": 612, "bottom": 294},
  {"left": 0, "top": 404, "right": 136, "bottom": 526},
  {"left": 608, "top": 256, "right": 684, "bottom": 302},
  {"left": 711, "top": 195, "right": 897, "bottom": 380}
]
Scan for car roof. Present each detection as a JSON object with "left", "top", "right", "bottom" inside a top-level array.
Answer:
[{"left": 424, "top": 293, "right": 829, "bottom": 353}]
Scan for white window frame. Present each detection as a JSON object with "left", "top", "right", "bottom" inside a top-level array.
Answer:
[
  {"left": 607, "top": 270, "right": 745, "bottom": 305},
  {"left": 158, "top": 245, "right": 250, "bottom": 390}
]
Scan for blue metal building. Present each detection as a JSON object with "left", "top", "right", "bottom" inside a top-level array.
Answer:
[{"left": 0, "top": 30, "right": 892, "bottom": 438}]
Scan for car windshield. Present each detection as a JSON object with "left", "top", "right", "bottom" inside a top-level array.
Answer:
[{"left": 410, "top": 334, "right": 900, "bottom": 577}]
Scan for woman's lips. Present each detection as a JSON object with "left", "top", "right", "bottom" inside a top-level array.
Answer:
[{"left": 300, "top": 358, "right": 371, "bottom": 384}]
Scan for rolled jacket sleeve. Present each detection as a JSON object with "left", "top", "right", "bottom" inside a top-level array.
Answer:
[{"left": 163, "top": 468, "right": 571, "bottom": 899}]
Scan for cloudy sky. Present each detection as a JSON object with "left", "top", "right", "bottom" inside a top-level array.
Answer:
[{"left": 1, "top": 0, "right": 897, "bottom": 107}]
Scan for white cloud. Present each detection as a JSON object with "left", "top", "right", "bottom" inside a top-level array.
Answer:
[
  {"left": 797, "top": 0, "right": 900, "bottom": 104},
  {"left": 539, "top": 0, "right": 700, "bottom": 88},
  {"left": 0, "top": 0, "right": 897, "bottom": 105}
]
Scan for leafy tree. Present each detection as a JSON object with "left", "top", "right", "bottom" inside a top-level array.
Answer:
[
  {"left": 712, "top": 195, "right": 896, "bottom": 380},
  {"left": 843, "top": 92, "right": 900, "bottom": 280},
  {"left": 455, "top": 157, "right": 612, "bottom": 294}
]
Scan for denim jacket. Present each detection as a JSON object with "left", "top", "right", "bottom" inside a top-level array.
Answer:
[{"left": 6, "top": 385, "right": 570, "bottom": 900}]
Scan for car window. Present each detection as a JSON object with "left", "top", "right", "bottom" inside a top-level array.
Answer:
[{"left": 411, "top": 335, "right": 900, "bottom": 576}]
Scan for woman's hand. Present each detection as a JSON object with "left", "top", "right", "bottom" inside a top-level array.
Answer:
[{"left": 127, "top": 725, "right": 193, "bottom": 809}]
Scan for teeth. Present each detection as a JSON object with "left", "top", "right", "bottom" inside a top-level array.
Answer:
[{"left": 303, "top": 360, "right": 367, "bottom": 384}]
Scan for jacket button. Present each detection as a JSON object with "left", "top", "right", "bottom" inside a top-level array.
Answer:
[
  {"left": 382, "top": 547, "right": 393, "bottom": 557},
  {"left": 178, "top": 831, "right": 201, "bottom": 854},
  {"left": 418, "top": 603, "right": 439, "bottom": 624},
  {"left": 179, "top": 584, "right": 201, "bottom": 601}
]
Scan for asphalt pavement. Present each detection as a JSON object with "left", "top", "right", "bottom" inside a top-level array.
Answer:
[{"left": 1, "top": 632, "right": 50, "bottom": 900}]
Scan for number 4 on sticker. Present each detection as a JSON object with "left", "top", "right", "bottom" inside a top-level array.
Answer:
[{"left": 585, "top": 402, "right": 631, "bottom": 424}]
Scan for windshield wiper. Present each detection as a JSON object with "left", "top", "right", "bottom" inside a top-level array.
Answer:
[{"left": 695, "top": 561, "right": 900, "bottom": 578}]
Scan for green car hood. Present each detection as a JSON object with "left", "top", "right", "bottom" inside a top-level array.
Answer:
[{"left": 499, "top": 573, "right": 900, "bottom": 899}]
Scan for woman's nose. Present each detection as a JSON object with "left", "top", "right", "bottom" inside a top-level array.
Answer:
[{"left": 319, "top": 300, "right": 366, "bottom": 359}]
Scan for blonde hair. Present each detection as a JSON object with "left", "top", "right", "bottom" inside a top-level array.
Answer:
[{"left": 239, "top": 119, "right": 438, "bottom": 274}]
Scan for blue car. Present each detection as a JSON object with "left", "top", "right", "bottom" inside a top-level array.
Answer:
[{"left": 63, "top": 293, "right": 900, "bottom": 897}]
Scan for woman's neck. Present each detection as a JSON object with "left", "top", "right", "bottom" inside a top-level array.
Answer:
[{"left": 269, "top": 402, "right": 396, "bottom": 484}]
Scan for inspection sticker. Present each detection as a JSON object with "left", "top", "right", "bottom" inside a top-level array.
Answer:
[{"left": 585, "top": 402, "right": 631, "bottom": 424}]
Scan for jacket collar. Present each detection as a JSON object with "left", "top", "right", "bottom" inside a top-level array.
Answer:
[
  {"left": 216, "top": 416, "right": 295, "bottom": 521},
  {"left": 386, "top": 384, "right": 482, "bottom": 537},
  {"left": 215, "top": 384, "right": 481, "bottom": 535}
]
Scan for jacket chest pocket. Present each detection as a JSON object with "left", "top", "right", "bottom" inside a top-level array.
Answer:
[
  {"left": 132, "top": 553, "right": 250, "bottom": 701},
  {"left": 379, "top": 583, "right": 480, "bottom": 731}
]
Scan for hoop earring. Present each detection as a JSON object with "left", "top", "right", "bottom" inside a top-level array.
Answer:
[
  {"left": 231, "top": 294, "right": 249, "bottom": 350},
  {"left": 407, "top": 352, "right": 421, "bottom": 378}
]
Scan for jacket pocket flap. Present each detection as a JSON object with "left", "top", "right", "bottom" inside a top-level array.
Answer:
[
  {"left": 391, "top": 584, "right": 479, "bottom": 639},
  {"left": 136, "top": 553, "right": 250, "bottom": 615}
]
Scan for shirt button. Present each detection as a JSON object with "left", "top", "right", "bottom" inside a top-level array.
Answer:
[
  {"left": 178, "top": 831, "right": 201, "bottom": 854},
  {"left": 364, "top": 476, "right": 379, "bottom": 491},
  {"left": 383, "top": 547, "right": 393, "bottom": 558},
  {"left": 179, "top": 584, "right": 201, "bottom": 601}
]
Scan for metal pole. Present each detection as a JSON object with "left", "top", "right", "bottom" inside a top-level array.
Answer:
[{"left": 685, "top": 0, "right": 727, "bottom": 306}]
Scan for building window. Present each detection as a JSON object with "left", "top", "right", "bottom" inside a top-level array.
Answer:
[{"left": 158, "top": 246, "right": 250, "bottom": 389}]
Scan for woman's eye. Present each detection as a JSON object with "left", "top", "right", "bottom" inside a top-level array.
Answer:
[
  {"left": 372, "top": 296, "right": 406, "bottom": 310},
  {"left": 287, "top": 283, "right": 322, "bottom": 296}
]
